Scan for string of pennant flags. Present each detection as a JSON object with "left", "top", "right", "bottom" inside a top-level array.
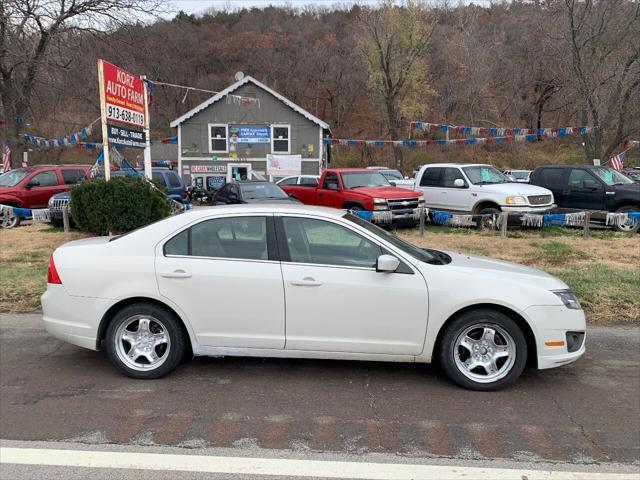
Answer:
[
  {"left": 22, "top": 118, "right": 101, "bottom": 150},
  {"left": 325, "top": 134, "right": 572, "bottom": 147},
  {"left": 410, "top": 121, "right": 592, "bottom": 137}
]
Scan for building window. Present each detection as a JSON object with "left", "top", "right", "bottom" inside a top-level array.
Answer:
[
  {"left": 271, "top": 125, "right": 290, "bottom": 154},
  {"left": 209, "top": 124, "right": 228, "bottom": 153}
]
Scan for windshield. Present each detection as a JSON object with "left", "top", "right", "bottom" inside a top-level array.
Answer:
[
  {"left": 592, "top": 167, "right": 634, "bottom": 186},
  {"left": 511, "top": 171, "right": 530, "bottom": 180},
  {"left": 344, "top": 213, "right": 437, "bottom": 263},
  {"left": 462, "top": 166, "right": 510, "bottom": 185},
  {"left": 239, "top": 182, "right": 288, "bottom": 199},
  {"left": 342, "top": 172, "right": 390, "bottom": 189},
  {"left": 380, "top": 170, "right": 403, "bottom": 180},
  {"left": 0, "top": 169, "right": 28, "bottom": 187},
  {"left": 624, "top": 171, "right": 640, "bottom": 181}
]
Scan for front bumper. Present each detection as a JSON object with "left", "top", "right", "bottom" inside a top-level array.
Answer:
[
  {"left": 524, "top": 305, "right": 586, "bottom": 370},
  {"left": 371, "top": 207, "right": 422, "bottom": 225},
  {"left": 501, "top": 204, "right": 556, "bottom": 213}
]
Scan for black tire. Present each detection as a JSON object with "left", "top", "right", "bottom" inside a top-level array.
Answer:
[
  {"left": 105, "top": 303, "right": 187, "bottom": 379},
  {"left": 613, "top": 205, "right": 640, "bottom": 233},
  {"left": 51, "top": 218, "right": 64, "bottom": 228},
  {"left": 476, "top": 207, "right": 500, "bottom": 230},
  {"left": 438, "top": 309, "right": 527, "bottom": 391}
]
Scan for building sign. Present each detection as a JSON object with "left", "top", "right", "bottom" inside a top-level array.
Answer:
[
  {"left": 206, "top": 176, "right": 226, "bottom": 190},
  {"left": 229, "top": 125, "right": 270, "bottom": 144},
  {"left": 99, "top": 60, "right": 146, "bottom": 128},
  {"left": 191, "top": 165, "right": 227, "bottom": 173},
  {"left": 107, "top": 124, "right": 146, "bottom": 149},
  {"left": 267, "top": 154, "right": 302, "bottom": 177}
]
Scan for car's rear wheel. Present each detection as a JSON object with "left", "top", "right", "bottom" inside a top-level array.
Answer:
[
  {"left": 439, "top": 309, "right": 527, "bottom": 390},
  {"left": 613, "top": 206, "right": 640, "bottom": 233},
  {"left": 106, "top": 303, "right": 186, "bottom": 379},
  {"left": 0, "top": 208, "right": 20, "bottom": 229}
]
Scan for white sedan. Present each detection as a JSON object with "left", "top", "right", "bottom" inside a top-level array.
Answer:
[{"left": 42, "top": 204, "right": 586, "bottom": 390}]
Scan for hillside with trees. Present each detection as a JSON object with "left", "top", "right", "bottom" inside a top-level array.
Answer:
[{"left": 1, "top": 0, "right": 638, "bottom": 171}]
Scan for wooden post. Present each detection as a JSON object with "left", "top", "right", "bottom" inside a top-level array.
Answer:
[
  {"left": 97, "top": 59, "right": 111, "bottom": 181},
  {"left": 419, "top": 207, "right": 425, "bottom": 236},
  {"left": 62, "top": 205, "right": 70, "bottom": 232},
  {"left": 500, "top": 211, "right": 509, "bottom": 238},
  {"left": 582, "top": 211, "right": 591, "bottom": 239}
]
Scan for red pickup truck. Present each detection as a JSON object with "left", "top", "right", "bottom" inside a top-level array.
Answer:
[{"left": 280, "top": 168, "right": 425, "bottom": 225}]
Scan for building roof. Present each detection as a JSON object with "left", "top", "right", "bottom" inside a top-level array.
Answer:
[{"left": 169, "top": 75, "right": 331, "bottom": 132}]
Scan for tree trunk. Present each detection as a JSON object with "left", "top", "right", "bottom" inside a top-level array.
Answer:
[{"left": 385, "top": 97, "right": 403, "bottom": 171}]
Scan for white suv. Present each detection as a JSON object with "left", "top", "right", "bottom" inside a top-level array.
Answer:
[{"left": 414, "top": 164, "right": 555, "bottom": 221}]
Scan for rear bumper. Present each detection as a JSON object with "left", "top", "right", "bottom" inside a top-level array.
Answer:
[
  {"left": 41, "top": 284, "right": 109, "bottom": 351},
  {"left": 524, "top": 305, "right": 586, "bottom": 370}
]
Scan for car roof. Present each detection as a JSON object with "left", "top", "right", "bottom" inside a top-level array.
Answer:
[
  {"left": 422, "top": 163, "right": 489, "bottom": 168},
  {"left": 328, "top": 168, "right": 383, "bottom": 172},
  {"left": 181, "top": 204, "right": 345, "bottom": 219},
  {"left": 535, "top": 165, "right": 601, "bottom": 169}
]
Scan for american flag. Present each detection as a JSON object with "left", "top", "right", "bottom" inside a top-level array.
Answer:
[
  {"left": 2, "top": 144, "right": 10, "bottom": 173},
  {"left": 609, "top": 150, "right": 626, "bottom": 171}
]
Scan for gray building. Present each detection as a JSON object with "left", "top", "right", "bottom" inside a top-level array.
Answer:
[{"left": 170, "top": 74, "right": 331, "bottom": 189}]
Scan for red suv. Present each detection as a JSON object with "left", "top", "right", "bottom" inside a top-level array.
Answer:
[{"left": 0, "top": 165, "right": 90, "bottom": 228}]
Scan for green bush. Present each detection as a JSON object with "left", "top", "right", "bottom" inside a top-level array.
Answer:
[{"left": 70, "top": 177, "right": 171, "bottom": 235}]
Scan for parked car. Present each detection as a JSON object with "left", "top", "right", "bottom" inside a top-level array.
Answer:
[
  {"left": 276, "top": 175, "right": 320, "bottom": 187},
  {"left": 42, "top": 204, "right": 586, "bottom": 390},
  {"left": 503, "top": 169, "right": 532, "bottom": 183},
  {"left": 412, "top": 164, "right": 555, "bottom": 228},
  {"left": 0, "top": 164, "right": 90, "bottom": 228},
  {"left": 529, "top": 165, "right": 640, "bottom": 232},
  {"left": 280, "top": 168, "right": 424, "bottom": 227},
  {"left": 213, "top": 180, "right": 299, "bottom": 205},
  {"left": 621, "top": 167, "right": 640, "bottom": 183},
  {"left": 366, "top": 167, "right": 415, "bottom": 188},
  {"left": 48, "top": 167, "right": 187, "bottom": 228}
]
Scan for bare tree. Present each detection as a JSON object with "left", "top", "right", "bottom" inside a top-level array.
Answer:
[
  {"left": 356, "top": 0, "right": 434, "bottom": 170},
  {"left": 0, "top": 0, "right": 162, "bottom": 167}
]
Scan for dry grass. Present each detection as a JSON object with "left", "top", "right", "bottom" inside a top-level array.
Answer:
[{"left": 0, "top": 223, "right": 638, "bottom": 324}]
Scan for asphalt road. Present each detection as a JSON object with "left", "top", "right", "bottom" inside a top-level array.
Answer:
[{"left": 1, "top": 313, "right": 638, "bottom": 474}]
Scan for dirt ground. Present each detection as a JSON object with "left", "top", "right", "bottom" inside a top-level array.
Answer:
[{"left": 0, "top": 222, "right": 638, "bottom": 323}]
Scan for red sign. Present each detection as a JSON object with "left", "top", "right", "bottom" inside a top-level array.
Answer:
[{"left": 100, "top": 60, "right": 146, "bottom": 128}]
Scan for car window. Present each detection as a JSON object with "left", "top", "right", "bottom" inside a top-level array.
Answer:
[
  {"left": 535, "top": 168, "right": 565, "bottom": 188},
  {"left": 61, "top": 169, "right": 86, "bottom": 185},
  {"left": 165, "top": 171, "right": 182, "bottom": 188},
  {"left": 567, "top": 169, "right": 595, "bottom": 188},
  {"left": 31, "top": 171, "right": 58, "bottom": 187},
  {"left": 278, "top": 177, "right": 298, "bottom": 186},
  {"left": 462, "top": 166, "right": 510, "bottom": 185},
  {"left": 322, "top": 172, "right": 340, "bottom": 190},
  {"left": 239, "top": 182, "right": 288, "bottom": 199},
  {"left": 441, "top": 168, "right": 465, "bottom": 187},
  {"left": 299, "top": 177, "right": 318, "bottom": 186},
  {"left": 215, "top": 184, "right": 230, "bottom": 200},
  {"left": 419, "top": 167, "right": 443, "bottom": 187},
  {"left": 282, "top": 217, "right": 382, "bottom": 268},
  {"left": 152, "top": 172, "right": 166, "bottom": 187},
  {"left": 166, "top": 217, "right": 268, "bottom": 260},
  {"left": 381, "top": 170, "right": 403, "bottom": 180}
]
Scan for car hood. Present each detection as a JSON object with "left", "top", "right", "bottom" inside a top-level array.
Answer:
[
  {"left": 438, "top": 251, "right": 567, "bottom": 290},
  {"left": 473, "top": 183, "right": 553, "bottom": 196},
  {"left": 612, "top": 182, "right": 640, "bottom": 192},
  {"left": 348, "top": 186, "right": 421, "bottom": 198}
]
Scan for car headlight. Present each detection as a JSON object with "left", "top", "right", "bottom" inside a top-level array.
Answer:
[
  {"left": 553, "top": 289, "right": 581, "bottom": 310},
  {"left": 417, "top": 195, "right": 425, "bottom": 205},
  {"left": 505, "top": 195, "right": 527, "bottom": 205},
  {"left": 373, "top": 198, "right": 389, "bottom": 211}
]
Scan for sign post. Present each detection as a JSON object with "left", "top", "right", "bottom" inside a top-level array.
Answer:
[
  {"left": 97, "top": 59, "right": 147, "bottom": 180},
  {"left": 142, "top": 76, "right": 152, "bottom": 180}
]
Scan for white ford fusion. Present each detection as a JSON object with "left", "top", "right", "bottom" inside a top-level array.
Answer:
[{"left": 42, "top": 204, "right": 585, "bottom": 390}]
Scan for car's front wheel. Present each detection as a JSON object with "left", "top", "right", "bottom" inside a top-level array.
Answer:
[
  {"left": 0, "top": 208, "right": 20, "bottom": 229},
  {"left": 613, "top": 206, "right": 640, "bottom": 233},
  {"left": 439, "top": 309, "right": 527, "bottom": 390},
  {"left": 105, "top": 303, "right": 186, "bottom": 379}
]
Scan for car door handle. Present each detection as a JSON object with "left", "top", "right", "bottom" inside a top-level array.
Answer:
[
  {"left": 161, "top": 270, "right": 192, "bottom": 279},
  {"left": 290, "top": 277, "right": 322, "bottom": 287}
]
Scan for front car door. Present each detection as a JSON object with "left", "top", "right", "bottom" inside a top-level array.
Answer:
[
  {"left": 24, "top": 170, "right": 63, "bottom": 207},
  {"left": 156, "top": 214, "right": 285, "bottom": 349},
  {"left": 440, "top": 167, "right": 470, "bottom": 211},
  {"left": 277, "top": 214, "right": 429, "bottom": 355},
  {"left": 564, "top": 168, "right": 605, "bottom": 210}
]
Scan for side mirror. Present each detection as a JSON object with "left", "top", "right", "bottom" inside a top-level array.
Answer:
[
  {"left": 327, "top": 183, "right": 340, "bottom": 191},
  {"left": 376, "top": 254, "right": 400, "bottom": 273},
  {"left": 25, "top": 180, "right": 40, "bottom": 189},
  {"left": 454, "top": 178, "right": 465, "bottom": 188},
  {"left": 389, "top": 181, "right": 397, "bottom": 187},
  {"left": 583, "top": 179, "right": 599, "bottom": 190}
]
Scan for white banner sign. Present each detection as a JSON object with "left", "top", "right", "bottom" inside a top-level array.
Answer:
[{"left": 267, "top": 154, "right": 302, "bottom": 177}]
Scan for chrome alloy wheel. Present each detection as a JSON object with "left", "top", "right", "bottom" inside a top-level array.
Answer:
[
  {"left": 114, "top": 315, "right": 171, "bottom": 371},
  {"left": 453, "top": 323, "right": 516, "bottom": 384}
]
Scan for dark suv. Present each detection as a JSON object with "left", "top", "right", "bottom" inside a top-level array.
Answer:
[{"left": 529, "top": 165, "right": 640, "bottom": 232}]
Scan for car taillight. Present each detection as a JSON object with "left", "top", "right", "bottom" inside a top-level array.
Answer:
[{"left": 47, "top": 255, "right": 62, "bottom": 284}]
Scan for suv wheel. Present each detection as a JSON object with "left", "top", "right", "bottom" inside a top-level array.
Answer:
[
  {"left": 614, "top": 206, "right": 640, "bottom": 233},
  {"left": 476, "top": 207, "right": 500, "bottom": 230},
  {"left": 439, "top": 309, "right": 527, "bottom": 391},
  {"left": 0, "top": 208, "right": 20, "bottom": 229},
  {"left": 106, "top": 303, "right": 187, "bottom": 379}
]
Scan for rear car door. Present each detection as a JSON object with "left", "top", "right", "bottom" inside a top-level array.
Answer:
[
  {"left": 277, "top": 215, "right": 429, "bottom": 355},
  {"left": 24, "top": 170, "right": 63, "bottom": 207},
  {"left": 156, "top": 214, "right": 285, "bottom": 349},
  {"left": 416, "top": 167, "right": 445, "bottom": 209},
  {"left": 564, "top": 169, "right": 606, "bottom": 210},
  {"left": 532, "top": 168, "right": 566, "bottom": 206}
]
